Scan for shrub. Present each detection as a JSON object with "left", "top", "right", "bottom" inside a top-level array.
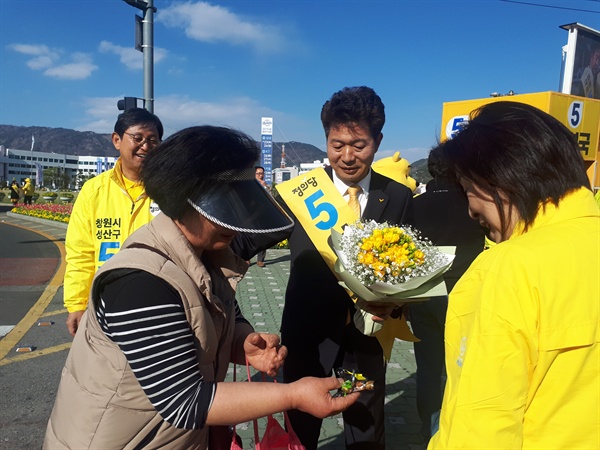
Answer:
[{"left": 273, "top": 239, "right": 289, "bottom": 249}]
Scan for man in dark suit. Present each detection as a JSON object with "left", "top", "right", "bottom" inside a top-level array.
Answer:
[
  {"left": 279, "top": 87, "right": 413, "bottom": 449},
  {"left": 231, "top": 86, "right": 414, "bottom": 448}
]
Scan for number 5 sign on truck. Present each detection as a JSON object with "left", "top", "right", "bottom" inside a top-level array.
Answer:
[{"left": 441, "top": 91, "right": 600, "bottom": 190}]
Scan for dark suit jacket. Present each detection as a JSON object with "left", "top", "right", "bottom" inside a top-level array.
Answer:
[
  {"left": 279, "top": 167, "right": 414, "bottom": 373},
  {"left": 412, "top": 179, "right": 486, "bottom": 291}
]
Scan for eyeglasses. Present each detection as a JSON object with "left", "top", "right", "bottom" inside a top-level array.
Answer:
[{"left": 124, "top": 132, "right": 160, "bottom": 148}]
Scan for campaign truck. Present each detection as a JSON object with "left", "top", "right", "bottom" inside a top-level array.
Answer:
[{"left": 441, "top": 91, "right": 600, "bottom": 191}]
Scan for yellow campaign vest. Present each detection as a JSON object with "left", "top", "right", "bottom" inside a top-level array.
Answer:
[{"left": 276, "top": 167, "right": 416, "bottom": 361}]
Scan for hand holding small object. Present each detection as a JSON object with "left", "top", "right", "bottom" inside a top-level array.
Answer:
[{"left": 332, "top": 368, "right": 375, "bottom": 397}]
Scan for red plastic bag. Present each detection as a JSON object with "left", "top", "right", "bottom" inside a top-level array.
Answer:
[
  {"left": 256, "top": 411, "right": 304, "bottom": 450},
  {"left": 230, "top": 359, "right": 306, "bottom": 450},
  {"left": 231, "top": 432, "right": 244, "bottom": 450}
]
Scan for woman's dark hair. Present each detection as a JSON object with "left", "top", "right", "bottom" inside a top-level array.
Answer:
[
  {"left": 441, "top": 101, "right": 590, "bottom": 232},
  {"left": 321, "top": 86, "right": 385, "bottom": 139},
  {"left": 141, "top": 126, "right": 259, "bottom": 220},
  {"left": 114, "top": 108, "right": 164, "bottom": 139}
]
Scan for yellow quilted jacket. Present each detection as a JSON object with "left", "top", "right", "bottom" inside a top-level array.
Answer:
[{"left": 63, "top": 159, "right": 159, "bottom": 312}]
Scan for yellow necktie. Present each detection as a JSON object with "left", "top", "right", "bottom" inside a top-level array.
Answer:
[{"left": 347, "top": 185, "right": 362, "bottom": 218}]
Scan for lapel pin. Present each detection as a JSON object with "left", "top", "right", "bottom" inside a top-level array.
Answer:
[{"left": 379, "top": 198, "right": 384, "bottom": 202}]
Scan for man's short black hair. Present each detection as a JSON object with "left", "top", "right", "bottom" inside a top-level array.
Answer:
[
  {"left": 114, "top": 108, "right": 164, "bottom": 139},
  {"left": 320, "top": 86, "right": 385, "bottom": 139}
]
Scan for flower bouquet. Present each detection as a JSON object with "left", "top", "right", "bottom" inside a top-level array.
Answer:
[{"left": 332, "top": 220, "right": 455, "bottom": 334}]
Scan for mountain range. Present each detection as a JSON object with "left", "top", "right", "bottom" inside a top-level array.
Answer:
[{"left": 0, "top": 124, "right": 429, "bottom": 183}]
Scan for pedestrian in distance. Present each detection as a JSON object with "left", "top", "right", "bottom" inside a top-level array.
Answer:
[
  {"left": 63, "top": 108, "right": 164, "bottom": 336},
  {"left": 255, "top": 165, "right": 269, "bottom": 267},
  {"left": 9, "top": 179, "right": 20, "bottom": 206},
  {"left": 43, "top": 125, "right": 358, "bottom": 450},
  {"left": 22, "top": 178, "right": 35, "bottom": 205},
  {"left": 428, "top": 101, "right": 599, "bottom": 449}
]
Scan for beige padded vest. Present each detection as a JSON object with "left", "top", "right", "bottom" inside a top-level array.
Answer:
[{"left": 44, "top": 213, "right": 247, "bottom": 449}]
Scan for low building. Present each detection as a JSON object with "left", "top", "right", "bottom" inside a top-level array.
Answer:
[{"left": 0, "top": 146, "right": 116, "bottom": 189}]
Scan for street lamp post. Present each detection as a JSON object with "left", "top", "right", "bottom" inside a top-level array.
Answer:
[{"left": 122, "top": 0, "right": 156, "bottom": 113}]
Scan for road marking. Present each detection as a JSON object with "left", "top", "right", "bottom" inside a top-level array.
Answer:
[
  {"left": 0, "top": 325, "right": 15, "bottom": 338},
  {"left": 0, "top": 222, "right": 66, "bottom": 361},
  {"left": 40, "top": 308, "right": 68, "bottom": 317},
  {"left": 0, "top": 342, "right": 71, "bottom": 366}
]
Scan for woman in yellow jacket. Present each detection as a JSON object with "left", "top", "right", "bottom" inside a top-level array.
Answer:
[
  {"left": 23, "top": 178, "right": 34, "bottom": 205},
  {"left": 428, "top": 102, "right": 599, "bottom": 449}
]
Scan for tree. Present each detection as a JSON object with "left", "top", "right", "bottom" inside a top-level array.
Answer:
[
  {"left": 42, "top": 167, "right": 70, "bottom": 189},
  {"left": 75, "top": 172, "right": 95, "bottom": 189}
]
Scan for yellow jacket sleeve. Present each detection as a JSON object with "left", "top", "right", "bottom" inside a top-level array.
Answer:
[{"left": 63, "top": 187, "right": 95, "bottom": 312}]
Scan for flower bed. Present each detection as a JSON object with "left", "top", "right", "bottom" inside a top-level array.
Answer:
[{"left": 11, "top": 203, "right": 72, "bottom": 224}]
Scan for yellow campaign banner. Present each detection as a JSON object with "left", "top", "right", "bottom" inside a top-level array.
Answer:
[
  {"left": 441, "top": 91, "right": 600, "bottom": 162},
  {"left": 276, "top": 167, "right": 357, "bottom": 269}
]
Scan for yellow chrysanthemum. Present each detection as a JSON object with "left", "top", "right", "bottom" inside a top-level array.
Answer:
[
  {"left": 353, "top": 225, "right": 429, "bottom": 282},
  {"left": 337, "top": 219, "right": 451, "bottom": 290}
]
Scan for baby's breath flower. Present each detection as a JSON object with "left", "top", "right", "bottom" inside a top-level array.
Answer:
[{"left": 340, "top": 219, "right": 447, "bottom": 286}]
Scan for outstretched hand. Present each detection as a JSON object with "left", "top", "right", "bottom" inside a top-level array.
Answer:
[
  {"left": 244, "top": 332, "right": 287, "bottom": 377},
  {"left": 290, "top": 376, "right": 360, "bottom": 418}
]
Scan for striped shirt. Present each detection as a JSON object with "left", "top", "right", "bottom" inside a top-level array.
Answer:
[{"left": 96, "top": 270, "right": 247, "bottom": 430}]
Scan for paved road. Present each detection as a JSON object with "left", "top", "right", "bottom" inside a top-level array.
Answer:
[
  {"left": 0, "top": 223, "right": 61, "bottom": 337},
  {"left": 0, "top": 211, "right": 426, "bottom": 450}
]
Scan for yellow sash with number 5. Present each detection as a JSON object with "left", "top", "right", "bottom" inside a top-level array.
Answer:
[{"left": 276, "top": 167, "right": 416, "bottom": 360}]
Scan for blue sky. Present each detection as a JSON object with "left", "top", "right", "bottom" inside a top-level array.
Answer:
[{"left": 1, "top": 0, "right": 598, "bottom": 163}]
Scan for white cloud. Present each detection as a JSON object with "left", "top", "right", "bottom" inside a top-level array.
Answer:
[
  {"left": 76, "top": 97, "right": 124, "bottom": 133},
  {"left": 78, "top": 94, "right": 288, "bottom": 140},
  {"left": 99, "top": 41, "right": 167, "bottom": 70},
  {"left": 9, "top": 43, "right": 96, "bottom": 80},
  {"left": 44, "top": 53, "right": 98, "bottom": 80},
  {"left": 8, "top": 43, "right": 57, "bottom": 57},
  {"left": 9, "top": 44, "right": 60, "bottom": 70},
  {"left": 27, "top": 55, "right": 55, "bottom": 71},
  {"left": 158, "top": 1, "right": 288, "bottom": 54}
]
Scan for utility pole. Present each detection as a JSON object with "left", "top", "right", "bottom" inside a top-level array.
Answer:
[{"left": 121, "top": 0, "right": 156, "bottom": 113}]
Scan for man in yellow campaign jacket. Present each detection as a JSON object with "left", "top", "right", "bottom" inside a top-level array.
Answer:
[{"left": 64, "top": 108, "right": 163, "bottom": 336}]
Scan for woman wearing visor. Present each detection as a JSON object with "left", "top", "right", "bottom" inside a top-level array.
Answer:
[{"left": 44, "top": 126, "right": 358, "bottom": 450}]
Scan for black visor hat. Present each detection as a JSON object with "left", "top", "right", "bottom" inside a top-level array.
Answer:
[{"left": 187, "top": 167, "right": 294, "bottom": 233}]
